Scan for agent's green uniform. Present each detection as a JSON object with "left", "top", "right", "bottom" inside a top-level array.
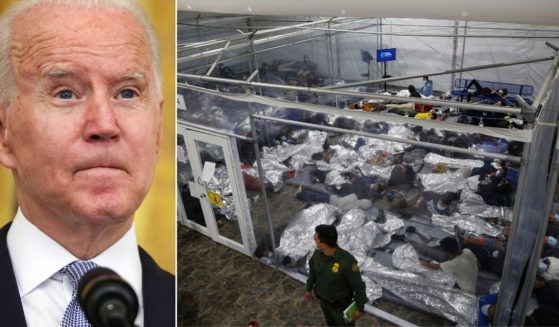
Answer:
[{"left": 306, "top": 247, "right": 367, "bottom": 326}]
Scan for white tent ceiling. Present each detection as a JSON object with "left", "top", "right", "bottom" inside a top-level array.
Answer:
[{"left": 177, "top": 0, "right": 559, "bottom": 26}]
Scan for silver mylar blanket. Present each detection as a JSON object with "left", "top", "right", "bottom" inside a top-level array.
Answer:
[
  {"left": 431, "top": 213, "right": 503, "bottom": 237},
  {"left": 418, "top": 171, "right": 480, "bottom": 194},
  {"left": 206, "top": 166, "right": 237, "bottom": 220},
  {"left": 362, "top": 245, "right": 478, "bottom": 326},
  {"left": 276, "top": 203, "right": 339, "bottom": 262},
  {"left": 392, "top": 244, "right": 456, "bottom": 287},
  {"left": 459, "top": 188, "right": 513, "bottom": 221},
  {"left": 424, "top": 153, "right": 484, "bottom": 169}
]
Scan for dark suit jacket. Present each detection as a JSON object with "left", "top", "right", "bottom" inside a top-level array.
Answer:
[{"left": 0, "top": 222, "right": 175, "bottom": 327}]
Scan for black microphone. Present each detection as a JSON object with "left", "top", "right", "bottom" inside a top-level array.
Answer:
[{"left": 77, "top": 267, "right": 139, "bottom": 327}]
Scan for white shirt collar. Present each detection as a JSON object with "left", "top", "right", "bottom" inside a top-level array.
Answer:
[{"left": 6, "top": 208, "right": 143, "bottom": 306}]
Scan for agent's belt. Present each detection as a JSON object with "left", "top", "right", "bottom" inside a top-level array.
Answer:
[{"left": 317, "top": 294, "right": 353, "bottom": 307}]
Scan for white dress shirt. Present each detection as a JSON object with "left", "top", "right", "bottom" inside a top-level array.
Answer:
[{"left": 7, "top": 209, "right": 144, "bottom": 327}]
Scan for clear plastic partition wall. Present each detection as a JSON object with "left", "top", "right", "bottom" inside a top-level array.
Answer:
[{"left": 178, "top": 83, "right": 535, "bottom": 325}]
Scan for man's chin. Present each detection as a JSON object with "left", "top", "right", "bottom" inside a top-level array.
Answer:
[
  {"left": 64, "top": 186, "right": 145, "bottom": 224},
  {"left": 71, "top": 197, "right": 137, "bottom": 226}
]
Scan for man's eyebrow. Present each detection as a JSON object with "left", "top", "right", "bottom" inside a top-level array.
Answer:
[
  {"left": 41, "top": 67, "right": 74, "bottom": 79},
  {"left": 119, "top": 72, "right": 147, "bottom": 83},
  {"left": 40, "top": 69, "right": 146, "bottom": 83}
]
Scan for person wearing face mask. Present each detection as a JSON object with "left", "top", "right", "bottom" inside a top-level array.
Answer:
[
  {"left": 539, "top": 257, "right": 559, "bottom": 281},
  {"left": 418, "top": 75, "right": 434, "bottom": 97},
  {"left": 542, "top": 235, "right": 559, "bottom": 258},
  {"left": 305, "top": 225, "right": 368, "bottom": 326}
]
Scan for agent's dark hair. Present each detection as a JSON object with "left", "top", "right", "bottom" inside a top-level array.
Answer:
[
  {"left": 315, "top": 224, "right": 338, "bottom": 248},
  {"left": 440, "top": 237, "right": 460, "bottom": 254}
]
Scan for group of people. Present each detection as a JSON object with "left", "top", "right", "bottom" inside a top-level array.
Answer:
[
  {"left": 247, "top": 117, "right": 523, "bottom": 324},
  {"left": 475, "top": 215, "right": 559, "bottom": 326},
  {"left": 347, "top": 75, "right": 528, "bottom": 130}
]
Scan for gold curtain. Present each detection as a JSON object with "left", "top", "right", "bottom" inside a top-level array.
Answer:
[{"left": 0, "top": 0, "right": 176, "bottom": 274}]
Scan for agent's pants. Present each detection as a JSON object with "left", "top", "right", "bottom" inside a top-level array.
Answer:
[{"left": 320, "top": 300, "right": 355, "bottom": 326}]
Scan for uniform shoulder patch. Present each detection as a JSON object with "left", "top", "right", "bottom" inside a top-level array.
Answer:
[{"left": 352, "top": 262, "right": 359, "bottom": 272}]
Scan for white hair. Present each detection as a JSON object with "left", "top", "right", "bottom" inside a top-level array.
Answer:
[{"left": 0, "top": 0, "right": 162, "bottom": 109}]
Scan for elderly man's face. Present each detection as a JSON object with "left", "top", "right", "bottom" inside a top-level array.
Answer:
[{"left": 0, "top": 5, "right": 163, "bottom": 225}]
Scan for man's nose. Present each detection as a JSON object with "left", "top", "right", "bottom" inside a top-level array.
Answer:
[{"left": 83, "top": 95, "right": 121, "bottom": 142}]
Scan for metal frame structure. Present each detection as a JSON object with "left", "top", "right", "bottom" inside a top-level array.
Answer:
[{"left": 177, "top": 14, "right": 559, "bottom": 325}]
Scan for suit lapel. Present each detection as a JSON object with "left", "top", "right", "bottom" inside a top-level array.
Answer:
[
  {"left": 139, "top": 247, "right": 175, "bottom": 327},
  {"left": 0, "top": 223, "right": 28, "bottom": 327},
  {"left": 0, "top": 223, "right": 175, "bottom": 327}
]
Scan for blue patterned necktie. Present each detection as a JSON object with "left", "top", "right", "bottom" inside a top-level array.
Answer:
[{"left": 60, "top": 261, "right": 98, "bottom": 327}]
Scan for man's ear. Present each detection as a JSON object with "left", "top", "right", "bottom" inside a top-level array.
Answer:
[{"left": 0, "top": 106, "right": 17, "bottom": 169}]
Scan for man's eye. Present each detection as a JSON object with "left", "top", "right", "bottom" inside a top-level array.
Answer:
[
  {"left": 119, "top": 89, "right": 138, "bottom": 99},
  {"left": 56, "top": 90, "right": 75, "bottom": 99}
]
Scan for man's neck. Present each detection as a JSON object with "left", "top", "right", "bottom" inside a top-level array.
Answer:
[
  {"left": 19, "top": 205, "right": 132, "bottom": 260},
  {"left": 322, "top": 246, "right": 337, "bottom": 256}
]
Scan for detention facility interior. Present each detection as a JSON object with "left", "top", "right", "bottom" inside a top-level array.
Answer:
[{"left": 176, "top": 1, "right": 559, "bottom": 325}]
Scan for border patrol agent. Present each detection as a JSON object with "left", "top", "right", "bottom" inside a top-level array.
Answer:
[{"left": 305, "top": 225, "right": 368, "bottom": 326}]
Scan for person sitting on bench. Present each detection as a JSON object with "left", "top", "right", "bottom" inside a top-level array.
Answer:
[{"left": 463, "top": 79, "right": 508, "bottom": 102}]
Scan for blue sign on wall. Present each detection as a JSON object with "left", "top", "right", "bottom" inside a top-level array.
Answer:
[{"left": 376, "top": 48, "right": 396, "bottom": 62}]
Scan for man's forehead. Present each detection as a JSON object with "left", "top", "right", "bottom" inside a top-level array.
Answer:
[
  {"left": 12, "top": 4, "right": 148, "bottom": 50},
  {"left": 11, "top": 4, "right": 152, "bottom": 77}
]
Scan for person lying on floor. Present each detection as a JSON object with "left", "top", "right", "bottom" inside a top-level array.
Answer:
[
  {"left": 526, "top": 277, "right": 559, "bottom": 326},
  {"left": 463, "top": 79, "right": 508, "bottom": 102},
  {"left": 456, "top": 230, "right": 506, "bottom": 277},
  {"left": 294, "top": 185, "right": 373, "bottom": 211},
  {"left": 421, "top": 237, "right": 479, "bottom": 294},
  {"left": 367, "top": 150, "right": 403, "bottom": 167},
  {"left": 330, "top": 173, "right": 386, "bottom": 200},
  {"left": 476, "top": 165, "right": 513, "bottom": 207},
  {"left": 432, "top": 192, "right": 460, "bottom": 216},
  {"left": 386, "top": 85, "right": 431, "bottom": 116}
]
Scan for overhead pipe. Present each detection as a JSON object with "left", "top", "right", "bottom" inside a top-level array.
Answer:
[
  {"left": 179, "top": 21, "right": 559, "bottom": 45},
  {"left": 178, "top": 82, "right": 531, "bottom": 143},
  {"left": 178, "top": 18, "right": 370, "bottom": 64},
  {"left": 205, "top": 40, "right": 231, "bottom": 76},
  {"left": 324, "top": 56, "right": 554, "bottom": 90},
  {"left": 252, "top": 114, "right": 522, "bottom": 163},
  {"left": 179, "top": 28, "right": 328, "bottom": 63},
  {"left": 246, "top": 69, "right": 259, "bottom": 82},
  {"left": 180, "top": 34, "right": 327, "bottom": 73},
  {"left": 177, "top": 17, "right": 338, "bottom": 51},
  {"left": 177, "top": 121, "right": 253, "bottom": 141},
  {"left": 298, "top": 26, "right": 559, "bottom": 39},
  {"left": 178, "top": 17, "right": 355, "bottom": 56},
  {"left": 178, "top": 73, "right": 524, "bottom": 115},
  {"left": 545, "top": 41, "right": 559, "bottom": 51}
]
